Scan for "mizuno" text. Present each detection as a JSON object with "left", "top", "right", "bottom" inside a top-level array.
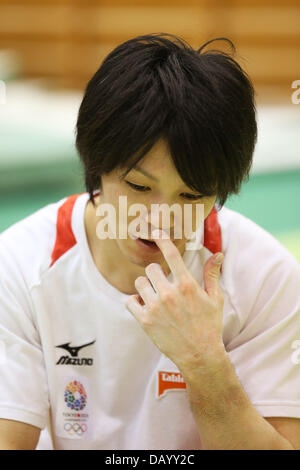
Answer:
[{"left": 56, "top": 356, "right": 93, "bottom": 366}]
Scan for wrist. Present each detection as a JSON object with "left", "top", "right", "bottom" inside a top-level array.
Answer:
[{"left": 180, "top": 341, "right": 229, "bottom": 390}]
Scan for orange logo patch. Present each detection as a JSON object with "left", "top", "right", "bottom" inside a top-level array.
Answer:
[{"left": 156, "top": 370, "right": 186, "bottom": 398}]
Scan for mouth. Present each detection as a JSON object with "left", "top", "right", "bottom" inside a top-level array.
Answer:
[
  {"left": 135, "top": 237, "right": 160, "bottom": 252},
  {"left": 130, "top": 232, "right": 179, "bottom": 252},
  {"left": 140, "top": 238, "right": 157, "bottom": 245}
]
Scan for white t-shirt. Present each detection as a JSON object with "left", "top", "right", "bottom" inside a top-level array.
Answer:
[{"left": 0, "top": 192, "right": 299, "bottom": 450}]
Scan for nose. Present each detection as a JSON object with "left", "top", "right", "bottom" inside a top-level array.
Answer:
[{"left": 139, "top": 208, "right": 181, "bottom": 241}]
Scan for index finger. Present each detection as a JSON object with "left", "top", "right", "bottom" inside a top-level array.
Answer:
[{"left": 151, "top": 229, "right": 190, "bottom": 283}]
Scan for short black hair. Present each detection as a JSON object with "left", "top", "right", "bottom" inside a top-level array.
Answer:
[{"left": 75, "top": 32, "right": 257, "bottom": 210}]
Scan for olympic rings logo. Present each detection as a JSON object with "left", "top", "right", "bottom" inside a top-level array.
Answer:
[{"left": 64, "top": 422, "right": 88, "bottom": 435}]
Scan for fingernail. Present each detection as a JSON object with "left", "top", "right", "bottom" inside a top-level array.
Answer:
[{"left": 213, "top": 253, "right": 224, "bottom": 265}]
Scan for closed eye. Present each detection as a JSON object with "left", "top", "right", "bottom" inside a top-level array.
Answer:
[
  {"left": 125, "top": 181, "right": 203, "bottom": 200},
  {"left": 182, "top": 193, "right": 203, "bottom": 200},
  {"left": 126, "top": 182, "right": 149, "bottom": 192}
]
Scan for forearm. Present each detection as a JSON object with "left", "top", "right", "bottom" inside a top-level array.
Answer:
[{"left": 182, "top": 347, "right": 295, "bottom": 450}]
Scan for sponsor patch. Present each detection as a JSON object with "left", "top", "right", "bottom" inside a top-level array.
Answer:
[{"left": 156, "top": 370, "right": 186, "bottom": 399}]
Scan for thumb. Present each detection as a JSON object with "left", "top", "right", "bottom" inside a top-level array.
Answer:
[{"left": 203, "top": 252, "right": 224, "bottom": 300}]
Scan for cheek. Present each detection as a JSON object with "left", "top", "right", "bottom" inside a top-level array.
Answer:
[
  {"left": 116, "top": 192, "right": 146, "bottom": 236},
  {"left": 188, "top": 202, "right": 207, "bottom": 233},
  {"left": 186, "top": 199, "right": 216, "bottom": 234},
  {"left": 101, "top": 179, "right": 122, "bottom": 201}
]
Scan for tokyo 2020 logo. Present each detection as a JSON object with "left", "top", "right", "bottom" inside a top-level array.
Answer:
[{"left": 64, "top": 380, "right": 87, "bottom": 411}]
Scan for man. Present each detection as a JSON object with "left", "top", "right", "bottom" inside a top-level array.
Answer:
[{"left": 0, "top": 33, "right": 299, "bottom": 450}]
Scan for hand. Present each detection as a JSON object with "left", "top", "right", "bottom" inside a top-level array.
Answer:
[{"left": 125, "top": 229, "right": 225, "bottom": 374}]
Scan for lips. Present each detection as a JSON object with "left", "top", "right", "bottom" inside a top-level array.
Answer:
[
  {"left": 131, "top": 234, "right": 157, "bottom": 242},
  {"left": 139, "top": 238, "right": 157, "bottom": 245},
  {"left": 140, "top": 237, "right": 177, "bottom": 245},
  {"left": 130, "top": 233, "right": 177, "bottom": 243},
  {"left": 135, "top": 237, "right": 160, "bottom": 253}
]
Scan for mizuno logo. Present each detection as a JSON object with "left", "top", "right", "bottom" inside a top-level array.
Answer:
[
  {"left": 55, "top": 340, "right": 96, "bottom": 357},
  {"left": 55, "top": 340, "right": 96, "bottom": 366}
]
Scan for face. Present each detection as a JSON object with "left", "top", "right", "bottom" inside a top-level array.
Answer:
[{"left": 93, "top": 138, "right": 217, "bottom": 273}]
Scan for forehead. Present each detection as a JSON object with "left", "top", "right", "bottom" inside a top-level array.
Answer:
[
  {"left": 115, "top": 137, "right": 192, "bottom": 189},
  {"left": 141, "top": 138, "right": 173, "bottom": 169},
  {"left": 129, "top": 138, "right": 180, "bottom": 177}
]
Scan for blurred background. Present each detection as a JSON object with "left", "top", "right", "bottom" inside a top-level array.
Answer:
[{"left": 0, "top": 0, "right": 299, "bottom": 265}]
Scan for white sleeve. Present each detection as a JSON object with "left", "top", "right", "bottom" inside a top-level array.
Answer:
[
  {"left": 0, "top": 238, "right": 50, "bottom": 429},
  {"left": 224, "top": 216, "right": 300, "bottom": 418}
]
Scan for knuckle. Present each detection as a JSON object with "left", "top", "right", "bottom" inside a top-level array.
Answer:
[
  {"left": 149, "top": 303, "right": 160, "bottom": 315},
  {"left": 141, "top": 316, "right": 153, "bottom": 327},
  {"left": 208, "top": 271, "right": 219, "bottom": 280},
  {"left": 160, "top": 290, "right": 174, "bottom": 304},
  {"left": 178, "top": 279, "right": 195, "bottom": 294}
]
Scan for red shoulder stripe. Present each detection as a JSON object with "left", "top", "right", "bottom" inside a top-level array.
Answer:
[
  {"left": 203, "top": 206, "right": 222, "bottom": 254},
  {"left": 203, "top": 206, "right": 223, "bottom": 272},
  {"left": 50, "top": 193, "right": 82, "bottom": 268}
]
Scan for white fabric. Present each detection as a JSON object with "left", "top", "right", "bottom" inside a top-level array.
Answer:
[{"left": 0, "top": 192, "right": 299, "bottom": 450}]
